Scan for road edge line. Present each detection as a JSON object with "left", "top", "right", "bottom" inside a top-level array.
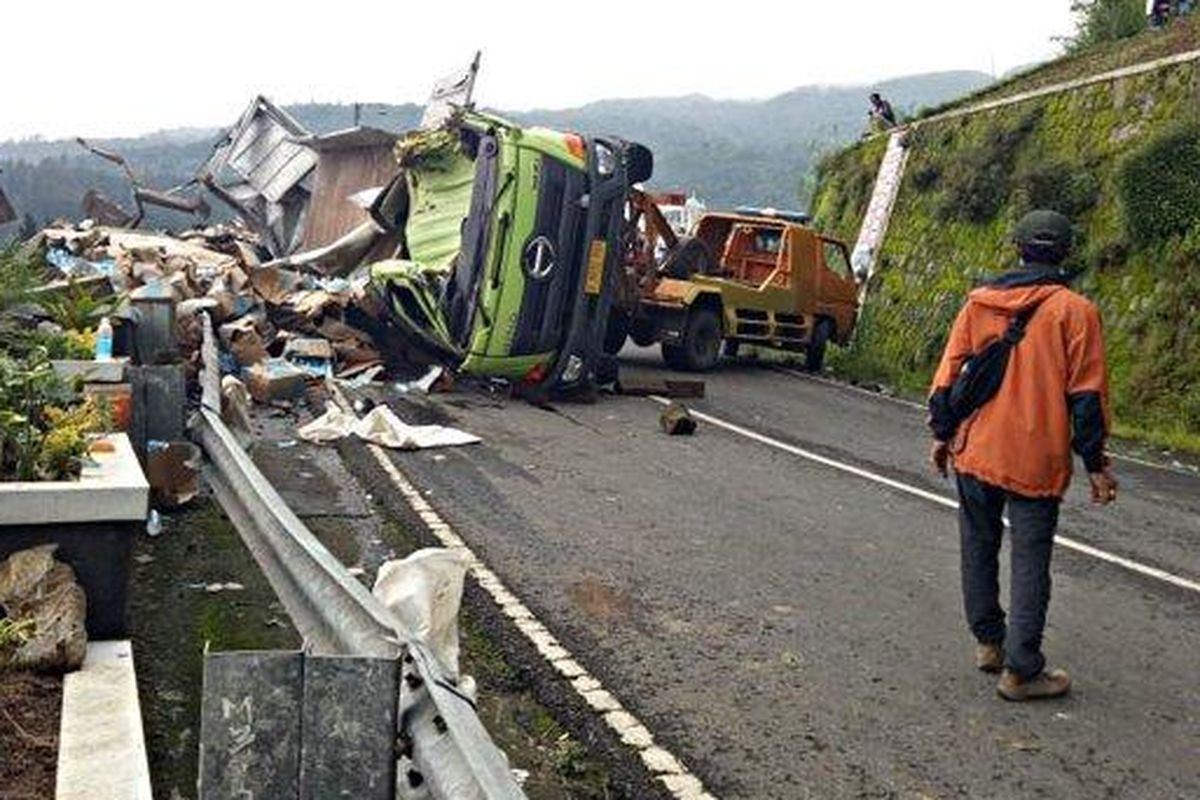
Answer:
[
  {"left": 769, "top": 366, "right": 1198, "bottom": 476},
  {"left": 650, "top": 397, "right": 1200, "bottom": 597},
  {"left": 365, "top": 443, "right": 719, "bottom": 800}
]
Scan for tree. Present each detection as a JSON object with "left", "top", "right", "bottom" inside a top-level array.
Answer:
[
  {"left": 17, "top": 213, "right": 38, "bottom": 241},
  {"left": 1067, "top": 0, "right": 1146, "bottom": 51}
]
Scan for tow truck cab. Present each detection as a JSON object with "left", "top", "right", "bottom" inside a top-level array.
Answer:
[{"left": 628, "top": 209, "right": 859, "bottom": 372}]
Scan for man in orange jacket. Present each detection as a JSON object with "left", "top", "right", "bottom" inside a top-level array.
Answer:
[{"left": 928, "top": 210, "right": 1119, "bottom": 702}]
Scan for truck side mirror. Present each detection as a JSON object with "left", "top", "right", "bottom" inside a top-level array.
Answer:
[{"left": 626, "top": 144, "right": 653, "bottom": 184}]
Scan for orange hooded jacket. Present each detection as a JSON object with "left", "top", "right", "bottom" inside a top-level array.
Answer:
[{"left": 929, "top": 274, "right": 1110, "bottom": 499}]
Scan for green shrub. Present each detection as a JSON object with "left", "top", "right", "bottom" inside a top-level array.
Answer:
[
  {"left": 0, "top": 348, "right": 107, "bottom": 482},
  {"left": 936, "top": 109, "right": 1043, "bottom": 224},
  {"left": 1013, "top": 160, "right": 1101, "bottom": 218},
  {"left": 0, "top": 245, "right": 46, "bottom": 315},
  {"left": 1117, "top": 121, "right": 1200, "bottom": 247},
  {"left": 1124, "top": 225, "right": 1200, "bottom": 415},
  {"left": 911, "top": 164, "right": 941, "bottom": 193},
  {"left": 1067, "top": 0, "right": 1146, "bottom": 52},
  {"left": 938, "top": 160, "right": 1011, "bottom": 223}
]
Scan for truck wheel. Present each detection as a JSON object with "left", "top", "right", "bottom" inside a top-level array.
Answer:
[
  {"left": 663, "top": 307, "right": 722, "bottom": 371},
  {"left": 603, "top": 309, "right": 631, "bottom": 355},
  {"left": 723, "top": 340, "right": 741, "bottom": 359},
  {"left": 630, "top": 318, "right": 658, "bottom": 347},
  {"left": 805, "top": 317, "right": 834, "bottom": 373}
]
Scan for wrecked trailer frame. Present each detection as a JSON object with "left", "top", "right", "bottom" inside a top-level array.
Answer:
[{"left": 76, "top": 137, "right": 211, "bottom": 227}]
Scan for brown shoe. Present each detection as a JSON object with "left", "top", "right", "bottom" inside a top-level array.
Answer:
[
  {"left": 975, "top": 642, "right": 1003, "bottom": 673},
  {"left": 997, "top": 668, "right": 1071, "bottom": 701}
]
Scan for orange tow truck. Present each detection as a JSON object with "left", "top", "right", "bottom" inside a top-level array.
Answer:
[{"left": 607, "top": 191, "right": 860, "bottom": 372}]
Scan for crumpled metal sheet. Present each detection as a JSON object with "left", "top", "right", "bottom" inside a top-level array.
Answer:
[
  {"left": 200, "top": 96, "right": 318, "bottom": 257},
  {"left": 421, "top": 52, "right": 481, "bottom": 131}
]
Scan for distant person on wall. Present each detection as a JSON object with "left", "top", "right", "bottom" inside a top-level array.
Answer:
[
  {"left": 1148, "top": 0, "right": 1172, "bottom": 27},
  {"left": 927, "top": 210, "right": 1118, "bottom": 702},
  {"left": 868, "top": 92, "right": 897, "bottom": 131}
]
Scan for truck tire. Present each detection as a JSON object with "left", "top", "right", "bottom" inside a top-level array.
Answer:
[
  {"left": 630, "top": 318, "right": 658, "bottom": 347},
  {"left": 603, "top": 309, "right": 631, "bottom": 355},
  {"left": 663, "top": 307, "right": 722, "bottom": 371},
  {"left": 806, "top": 317, "right": 834, "bottom": 373}
]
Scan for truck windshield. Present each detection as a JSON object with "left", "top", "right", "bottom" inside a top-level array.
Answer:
[{"left": 821, "top": 239, "right": 853, "bottom": 281}]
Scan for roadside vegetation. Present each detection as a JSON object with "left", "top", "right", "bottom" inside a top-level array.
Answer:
[
  {"left": 0, "top": 245, "right": 111, "bottom": 481},
  {"left": 812, "top": 50, "right": 1200, "bottom": 453},
  {"left": 1068, "top": 0, "right": 1148, "bottom": 52},
  {"left": 917, "top": 12, "right": 1199, "bottom": 119}
]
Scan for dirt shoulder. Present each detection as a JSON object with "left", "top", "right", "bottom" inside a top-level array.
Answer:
[{"left": 0, "top": 671, "right": 62, "bottom": 800}]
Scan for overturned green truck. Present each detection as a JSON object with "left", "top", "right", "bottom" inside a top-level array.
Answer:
[{"left": 363, "top": 111, "right": 653, "bottom": 395}]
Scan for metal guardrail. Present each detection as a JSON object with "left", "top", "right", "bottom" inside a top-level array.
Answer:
[{"left": 194, "top": 314, "right": 526, "bottom": 800}]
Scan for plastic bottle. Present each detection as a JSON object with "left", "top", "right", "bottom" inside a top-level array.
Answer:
[{"left": 94, "top": 317, "right": 113, "bottom": 361}]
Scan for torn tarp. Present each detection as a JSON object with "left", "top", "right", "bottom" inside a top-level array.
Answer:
[
  {"left": 373, "top": 548, "right": 470, "bottom": 676},
  {"left": 298, "top": 402, "right": 479, "bottom": 450}
]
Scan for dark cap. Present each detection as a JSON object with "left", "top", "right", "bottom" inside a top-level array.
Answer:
[{"left": 1013, "top": 210, "right": 1073, "bottom": 252}]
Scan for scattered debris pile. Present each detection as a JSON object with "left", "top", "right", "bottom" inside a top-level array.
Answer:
[
  {"left": 23, "top": 221, "right": 390, "bottom": 405},
  {"left": 9, "top": 55, "right": 659, "bottom": 415}
]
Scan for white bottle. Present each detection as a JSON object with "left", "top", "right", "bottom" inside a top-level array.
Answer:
[{"left": 95, "top": 316, "right": 113, "bottom": 361}]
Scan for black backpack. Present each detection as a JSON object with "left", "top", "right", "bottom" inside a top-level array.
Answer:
[{"left": 948, "top": 300, "right": 1044, "bottom": 427}]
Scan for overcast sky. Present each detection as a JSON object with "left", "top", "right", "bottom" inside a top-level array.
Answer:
[{"left": 0, "top": 1, "right": 1077, "bottom": 141}]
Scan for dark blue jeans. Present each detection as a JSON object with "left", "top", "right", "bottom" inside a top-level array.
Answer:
[{"left": 956, "top": 473, "right": 1060, "bottom": 679}]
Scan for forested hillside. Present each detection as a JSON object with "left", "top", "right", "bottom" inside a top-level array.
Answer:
[{"left": 0, "top": 71, "right": 989, "bottom": 231}]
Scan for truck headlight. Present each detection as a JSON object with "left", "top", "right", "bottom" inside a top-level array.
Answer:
[
  {"left": 594, "top": 143, "right": 616, "bottom": 177},
  {"left": 561, "top": 354, "right": 585, "bottom": 384}
]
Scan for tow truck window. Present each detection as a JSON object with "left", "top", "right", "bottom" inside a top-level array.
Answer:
[
  {"left": 822, "top": 240, "right": 852, "bottom": 280},
  {"left": 754, "top": 230, "right": 782, "bottom": 254}
]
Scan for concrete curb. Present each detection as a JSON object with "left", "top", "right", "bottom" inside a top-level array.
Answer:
[
  {"left": 0, "top": 434, "right": 148, "bottom": 526},
  {"left": 56, "top": 641, "right": 153, "bottom": 800},
  {"left": 924, "top": 47, "right": 1200, "bottom": 125}
]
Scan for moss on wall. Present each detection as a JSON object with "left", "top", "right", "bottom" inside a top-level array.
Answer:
[{"left": 812, "top": 57, "right": 1200, "bottom": 452}]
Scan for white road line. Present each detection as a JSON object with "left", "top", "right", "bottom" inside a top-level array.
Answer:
[
  {"left": 650, "top": 397, "right": 1200, "bottom": 597},
  {"left": 770, "top": 366, "right": 926, "bottom": 411},
  {"left": 770, "top": 366, "right": 1199, "bottom": 475},
  {"left": 365, "top": 443, "right": 717, "bottom": 800}
]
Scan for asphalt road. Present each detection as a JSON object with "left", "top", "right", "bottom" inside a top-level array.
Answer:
[{"left": 372, "top": 346, "right": 1200, "bottom": 799}]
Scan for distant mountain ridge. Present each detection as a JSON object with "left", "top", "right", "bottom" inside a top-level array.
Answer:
[{"left": 0, "top": 70, "right": 991, "bottom": 229}]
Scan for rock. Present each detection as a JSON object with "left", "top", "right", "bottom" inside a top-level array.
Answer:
[
  {"left": 0, "top": 545, "right": 87, "bottom": 673},
  {"left": 660, "top": 402, "right": 698, "bottom": 435}
]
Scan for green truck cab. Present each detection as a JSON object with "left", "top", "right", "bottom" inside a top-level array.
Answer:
[
  {"left": 365, "top": 110, "right": 652, "bottom": 395},
  {"left": 618, "top": 207, "right": 860, "bottom": 372}
]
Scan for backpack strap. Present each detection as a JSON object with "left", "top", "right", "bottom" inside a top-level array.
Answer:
[{"left": 1002, "top": 296, "right": 1049, "bottom": 345}]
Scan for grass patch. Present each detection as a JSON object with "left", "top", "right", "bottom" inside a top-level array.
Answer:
[{"left": 128, "top": 499, "right": 299, "bottom": 800}]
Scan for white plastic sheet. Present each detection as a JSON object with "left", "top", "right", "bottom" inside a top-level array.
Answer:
[
  {"left": 372, "top": 548, "right": 469, "bottom": 676},
  {"left": 297, "top": 402, "right": 480, "bottom": 450}
]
